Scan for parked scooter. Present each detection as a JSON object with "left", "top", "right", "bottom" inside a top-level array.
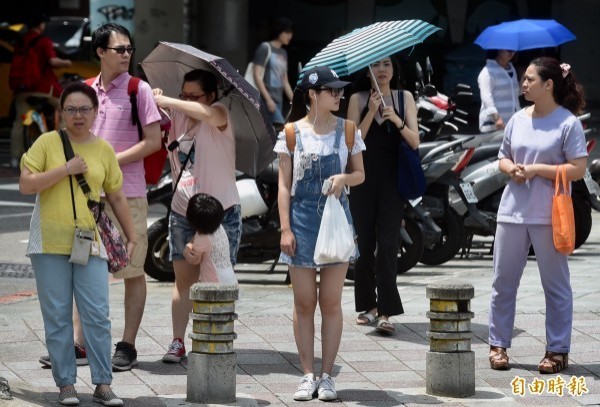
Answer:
[{"left": 414, "top": 58, "right": 473, "bottom": 141}]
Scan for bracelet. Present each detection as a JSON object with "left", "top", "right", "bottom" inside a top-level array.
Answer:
[
  {"left": 65, "top": 162, "right": 71, "bottom": 175},
  {"left": 398, "top": 119, "right": 406, "bottom": 131}
]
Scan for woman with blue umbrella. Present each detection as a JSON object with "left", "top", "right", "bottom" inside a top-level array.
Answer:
[
  {"left": 474, "top": 19, "right": 577, "bottom": 134},
  {"left": 477, "top": 49, "right": 520, "bottom": 133}
]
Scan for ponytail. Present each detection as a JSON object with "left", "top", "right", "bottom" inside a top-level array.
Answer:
[
  {"left": 561, "top": 70, "right": 586, "bottom": 115},
  {"left": 286, "top": 88, "right": 310, "bottom": 123}
]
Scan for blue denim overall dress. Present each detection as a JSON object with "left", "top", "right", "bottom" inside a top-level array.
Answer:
[{"left": 279, "top": 118, "right": 357, "bottom": 268}]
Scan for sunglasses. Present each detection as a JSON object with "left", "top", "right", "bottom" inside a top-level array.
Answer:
[
  {"left": 318, "top": 87, "right": 344, "bottom": 97},
  {"left": 179, "top": 93, "right": 206, "bottom": 101},
  {"left": 63, "top": 106, "right": 95, "bottom": 116},
  {"left": 105, "top": 46, "right": 136, "bottom": 55}
]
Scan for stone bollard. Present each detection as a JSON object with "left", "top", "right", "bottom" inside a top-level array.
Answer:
[
  {"left": 425, "top": 283, "right": 475, "bottom": 398},
  {"left": 187, "top": 283, "right": 238, "bottom": 404}
]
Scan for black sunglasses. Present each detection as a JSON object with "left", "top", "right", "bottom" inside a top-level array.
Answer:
[
  {"left": 105, "top": 46, "right": 136, "bottom": 55},
  {"left": 317, "top": 87, "right": 344, "bottom": 97}
]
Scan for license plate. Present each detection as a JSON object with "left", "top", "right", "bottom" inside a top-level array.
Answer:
[
  {"left": 583, "top": 169, "right": 600, "bottom": 195},
  {"left": 460, "top": 182, "right": 478, "bottom": 203}
]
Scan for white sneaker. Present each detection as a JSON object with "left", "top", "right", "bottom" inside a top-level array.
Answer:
[
  {"left": 293, "top": 373, "right": 317, "bottom": 401},
  {"left": 318, "top": 373, "right": 337, "bottom": 401}
]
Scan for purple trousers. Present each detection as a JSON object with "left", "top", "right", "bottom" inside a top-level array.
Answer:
[{"left": 489, "top": 222, "right": 572, "bottom": 353}]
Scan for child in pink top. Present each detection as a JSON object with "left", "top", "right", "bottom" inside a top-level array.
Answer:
[{"left": 184, "top": 193, "right": 237, "bottom": 285}]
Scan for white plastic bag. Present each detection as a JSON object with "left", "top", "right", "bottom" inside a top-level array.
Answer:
[{"left": 313, "top": 195, "right": 355, "bottom": 264}]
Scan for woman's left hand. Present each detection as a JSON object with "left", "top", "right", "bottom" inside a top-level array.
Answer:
[
  {"left": 516, "top": 164, "right": 537, "bottom": 180},
  {"left": 381, "top": 106, "right": 403, "bottom": 128},
  {"left": 126, "top": 240, "right": 137, "bottom": 259},
  {"left": 324, "top": 175, "right": 346, "bottom": 198}
]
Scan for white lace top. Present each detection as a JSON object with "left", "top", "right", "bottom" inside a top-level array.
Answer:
[
  {"left": 273, "top": 121, "right": 366, "bottom": 195},
  {"left": 192, "top": 226, "right": 237, "bottom": 285}
]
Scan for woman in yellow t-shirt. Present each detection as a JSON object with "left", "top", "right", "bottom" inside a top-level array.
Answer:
[{"left": 19, "top": 82, "right": 135, "bottom": 406}]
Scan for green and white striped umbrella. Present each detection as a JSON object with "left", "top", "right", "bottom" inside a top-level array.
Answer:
[{"left": 300, "top": 20, "right": 441, "bottom": 81}]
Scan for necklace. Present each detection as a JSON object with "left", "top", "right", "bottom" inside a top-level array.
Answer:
[{"left": 307, "top": 113, "right": 332, "bottom": 134}]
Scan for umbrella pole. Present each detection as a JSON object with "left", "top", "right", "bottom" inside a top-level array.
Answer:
[{"left": 369, "top": 65, "right": 386, "bottom": 107}]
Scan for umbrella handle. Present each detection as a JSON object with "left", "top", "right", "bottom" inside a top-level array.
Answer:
[{"left": 368, "top": 65, "right": 386, "bottom": 108}]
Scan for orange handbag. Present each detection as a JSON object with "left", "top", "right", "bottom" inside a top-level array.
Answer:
[{"left": 552, "top": 165, "right": 576, "bottom": 255}]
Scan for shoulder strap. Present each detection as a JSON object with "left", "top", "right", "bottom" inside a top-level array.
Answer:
[
  {"left": 284, "top": 122, "right": 296, "bottom": 154},
  {"left": 344, "top": 120, "right": 355, "bottom": 152},
  {"left": 127, "top": 77, "right": 143, "bottom": 141},
  {"left": 262, "top": 42, "right": 272, "bottom": 68},
  {"left": 59, "top": 129, "right": 91, "bottom": 196}
]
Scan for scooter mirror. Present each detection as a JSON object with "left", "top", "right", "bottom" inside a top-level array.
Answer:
[
  {"left": 424, "top": 84, "right": 437, "bottom": 97},
  {"left": 426, "top": 57, "right": 433, "bottom": 76},
  {"left": 416, "top": 62, "right": 424, "bottom": 81}
]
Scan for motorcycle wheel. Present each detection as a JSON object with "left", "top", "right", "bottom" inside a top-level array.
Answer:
[
  {"left": 573, "top": 195, "right": 592, "bottom": 249},
  {"left": 23, "top": 122, "right": 43, "bottom": 150},
  {"left": 419, "top": 207, "right": 465, "bottom": 266},
  {"left": 398, "top": 216, "right": 424, "bottom": 274},
  {"left": 144, "top": 218, "right": 175, "bottom": 282}
]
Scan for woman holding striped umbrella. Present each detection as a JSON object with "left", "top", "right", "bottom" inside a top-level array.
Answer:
[{"left": 347, "top": 57, "right": 420, "bottom": 335}]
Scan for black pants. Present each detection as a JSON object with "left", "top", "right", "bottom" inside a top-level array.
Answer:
[{"left": 350, "top": 177, "right": 404, "bottom": 317}]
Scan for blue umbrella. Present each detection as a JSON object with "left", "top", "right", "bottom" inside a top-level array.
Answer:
[
  {"left": 299, "top": 20, "right": 441, "bottom": 81},
  {"left": 474, "top": 19, "right": 576, "bottom": 51}
]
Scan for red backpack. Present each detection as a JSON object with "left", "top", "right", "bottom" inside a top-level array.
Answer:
[
  {"left": 9, "top": 35, "right": 43, "bottom": 92},
  {"left": 85, "top": 77, "right": 168, "bottom": 184}
]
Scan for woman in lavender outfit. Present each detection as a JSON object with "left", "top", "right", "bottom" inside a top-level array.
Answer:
[{"left": 488, "top": 57, "right": 587, "bottom": 374}]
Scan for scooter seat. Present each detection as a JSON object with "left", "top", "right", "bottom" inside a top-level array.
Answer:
[
  {"left": 469, "top": 142, "right": 502, "bottom": 165},
  {"left": 418, "top": 141, "right": 446, "bottom": 159}
]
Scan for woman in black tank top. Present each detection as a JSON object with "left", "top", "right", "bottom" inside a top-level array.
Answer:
[{"left": 347, "top": 57, "right": 420, "bottom": 335}]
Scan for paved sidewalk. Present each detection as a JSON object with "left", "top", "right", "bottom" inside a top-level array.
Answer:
[{"left": 1, "top": 214, "right": 600, "bottom": 406}]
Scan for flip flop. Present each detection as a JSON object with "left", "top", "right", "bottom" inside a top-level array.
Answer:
[
  {"left": 356, "top": 312, "right": 376, "bottom": 325},
  {"left": 376, "top": 319, "right": 396, "bottom": 335}
]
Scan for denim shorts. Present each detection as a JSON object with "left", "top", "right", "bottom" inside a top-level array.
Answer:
[
  {"left": 222, "top": 204, "right": 242, "bottom": 265},
  {"left": 279, "top": 193, "right": 358, "bottom": 268},
  {"left": 168, "top": 211, "right": 195, "bottom": 262}
]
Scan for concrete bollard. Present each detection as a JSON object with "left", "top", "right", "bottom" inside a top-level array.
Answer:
[
  {"left": 187, "top": 283, "right": 238, "bottom": 404},
  {"left": 425, "top": 282, "right": 475, "bottom": 398}
]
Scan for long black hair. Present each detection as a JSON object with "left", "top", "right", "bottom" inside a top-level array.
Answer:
[
  {"left": 286, "top": 89, "right": 311, "bottom": 123},
  {"left": 530, "top": 57, "right": 585, "bottom": 115}
]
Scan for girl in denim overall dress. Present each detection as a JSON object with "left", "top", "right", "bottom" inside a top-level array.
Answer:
[{"left": 275, "top": 66, "right": 365, "bottom": 401}]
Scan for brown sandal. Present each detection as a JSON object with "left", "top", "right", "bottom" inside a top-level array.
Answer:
[
  {"left": 489, "top": 346, "right": 509, "bottom": 370},
  {"left": 538, "top": 352, "right": 568, "bottom": 374}
]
